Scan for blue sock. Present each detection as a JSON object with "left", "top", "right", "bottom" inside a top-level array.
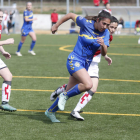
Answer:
[
  {"left": 48, "top": 97, "right": 59, "bottom": 112},
  {"left": 30, "top": 40, "right": 36, "bottom": 51},
  {"left": 65, "top": 84, "right": 81, "bottom": 98},
  {"left": 17, "top": 41, "right": 23, "bottom": 52}
]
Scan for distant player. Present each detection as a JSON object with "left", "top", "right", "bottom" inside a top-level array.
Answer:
[
  {"left": 0, "top": 10, "right": 16, "bottom": 112},
  {"left": 16, "top": 2, "right": 37, "bottom": 56},
  {"left": 51, "top": 9, "right": 58, "bottom": 27},
  {"left": 3, "top": 10, "right": 10, "bottom": 35},
  {"left": 50, "top": 16, "right": 118, "bottom": 121}
]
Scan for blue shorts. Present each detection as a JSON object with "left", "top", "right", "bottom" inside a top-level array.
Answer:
[
  {"left": 67, "top": 51, "right": 91, "bottom": 76},
  {"left": 21, "top": 27, "right": 33, "bottom": 36}
]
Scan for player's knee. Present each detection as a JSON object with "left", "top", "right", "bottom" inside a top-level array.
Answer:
[
  {"left": 84, "top": 82, "right": 93, "bottom": 91},
  {"left": 21, "top": 40, "right": 24, "bottom": 43},
  {"left": 3, "top": 73, "right": 12, "bottom": 81},
  {"left": 34, "top": 38, "right": 37, "bottom": 41},
  {"left": 10, "top": 73, "right": 12, "bottom": 80},
  {"left": 8, "top": 73, "right": 12, "bottom": 81}
]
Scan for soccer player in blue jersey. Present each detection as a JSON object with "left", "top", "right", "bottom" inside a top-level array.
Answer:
[
  {"left": 16, "top": 2, "right": 37, "bottom": 56},
  {"left": 45, "top": 10, "right": 112, "bottom": 122},
  {"left": 50, "top": 16, "right": 119, "bottom": 121}
]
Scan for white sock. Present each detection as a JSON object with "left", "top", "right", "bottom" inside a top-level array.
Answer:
[
  {"left": 2, "top": 82, "right": 11, "bottom": 102},
  {"left": 5, "top": 28, "right": 8, "bottom": 34},
  {"left": 74, "top": 91, "right": 92, "bottom": 111},
  {"left": 56, "top": 84, "right": 67, "bottom": 95}
]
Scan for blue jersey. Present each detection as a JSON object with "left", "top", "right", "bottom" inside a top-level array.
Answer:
[
  {"left": 73, "top": 16, "right": 110, "bottom": 60},
  {"left": 22, "top": 10, "right": 33, "bottom": 29},
  {"left": 21, "top": 10, "right": 34, "bottom": 36},
  {"left": 67, "top": 16, "right": 110, "bottom": 75}
]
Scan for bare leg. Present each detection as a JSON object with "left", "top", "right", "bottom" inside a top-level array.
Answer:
[{"left": 0, "top": 67, "right": 16, "bottom": 111}]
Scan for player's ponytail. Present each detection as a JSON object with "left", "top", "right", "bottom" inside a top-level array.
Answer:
[{"left": 85, "top": 16, "right": 98, "bottom": 21}]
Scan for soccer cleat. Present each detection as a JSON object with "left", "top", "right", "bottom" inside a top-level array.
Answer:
[
  {"left": 70, "top": 110, "right": 84, "bottom": 121},
  {"left": 45, "top": 110, "right": 60, "bottom": 123},
  {"left": 50, "top": 87, "right": 61, "bottom": 101},
  {"left": 16, "top": 52, "right": 22, "bottom": 56},
  {"left": 50, "top": 84, "right": 67, "bottom": 101},
  {"left": 28, "top": 50, "right": 36, "bottom": 55},
  {"left": 0, "top": 104, "right": 17, "bottom": 112},
  {"left": 58, "top": 92, "right": 68, "bottom": 111}
]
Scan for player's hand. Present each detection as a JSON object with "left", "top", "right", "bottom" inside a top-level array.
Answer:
[
  {"left": 51, "top": 24, "right": 58, "bottom": 34},
  {"left": 5, "top": 38, "right": 14, "bottom": 45},
  {"left": 104, "top": 55, "right": 112, "bottom": 65},
  {"left": 97, "top": 37, "right": 105, "bottom": 46},
  {"left": 2, "top": 51, "right": 11, "bottom": 59}
]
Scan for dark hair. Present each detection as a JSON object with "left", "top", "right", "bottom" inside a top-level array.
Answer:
[
  {"left": 105, "top": 2, "right": 110, "bottom": 6},
  {"left": 111, "top": 16, "right": 119, "bottom": 24},
  {"left": 85, "top": 10, "right": 112, "bottom": 22}
]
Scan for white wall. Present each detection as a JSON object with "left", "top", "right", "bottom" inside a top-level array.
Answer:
[
  {"left": 19, "top": 14, "right": 139, "bottom": 30},
  {"left": 19, "top": 14, "right": 79, "bottom": 30}
]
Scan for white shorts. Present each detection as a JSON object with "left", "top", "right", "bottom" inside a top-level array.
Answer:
[
  {"left": 88, "top": 62, "right": 99, "bottom": 78},
  {"left": 3, "top": 21, "right": 8, "bottom": 27},
  {"left": 0, "top": 59, "right": 7, "bottom": 69}
]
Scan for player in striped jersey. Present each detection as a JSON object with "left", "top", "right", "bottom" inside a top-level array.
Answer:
[
  {"left": 3, "top": 11, "right": 10, "bottom": 35},
  {"left": 50, "top": 16, "right": 118, "bottom": 121},
  {"left": 0, "top": 10, "right": 16, "bottom": 112}
]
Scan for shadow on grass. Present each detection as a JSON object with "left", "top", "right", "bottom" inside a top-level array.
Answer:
[{"left": 0, "top": 109, "right": 70, "bottom": 124}]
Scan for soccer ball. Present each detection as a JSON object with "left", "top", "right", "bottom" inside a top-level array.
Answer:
[{"left": 138, "top": 38, "right": 140, "bottom": 44}]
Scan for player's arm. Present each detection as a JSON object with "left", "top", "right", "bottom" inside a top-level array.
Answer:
[
  {"left": 97, "top": 37, "right": 108, "bottom": 56},
  {"left": 0, "top": 46, "right": 11, "bottom": 59},
  {"left": 104, "top": 54, "right": 112, "bottom": 65},
  {"left": 24, "top": 17, "right": 37, "bottom": 22},
  {"left": 52, "top": 13, "right": 77, "bottom": 34},
  {"left": 0, "top": 38, "right": 14, "bottom": 46},
  {"left": 101, "top": 44, "right": 107, "bottom": 56}
]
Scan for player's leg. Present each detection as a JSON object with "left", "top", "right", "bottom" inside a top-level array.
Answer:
[
  {"left": 4, "top": 22, "right": 8, "bottom": 35},
  {"left": 46, "top": 69, "right": 92, "bottom": 122},
  {"left": 46, "top": 75, "right": 80, "bottom": 122},
  {"left": 0, "top": 65, "right": 16, "bottom": 112},
  {"left": 50, "top": 73, "right": 82, "bottom": 101},
  {"left": 46, "top": 54, "right": 92, "bottom": 122},
  {"left": 16, "top": 35, "right": 26, "bottom": 56},
  {"left": 50, "top": 84, "right": 67, "bottom": 101},
  {"left": 28, "top": 31, "right": 36, "bottom": 55},
  {"left": 70, "top": 62, "right": 99, "bottom": 120},
  {"left": 58, "top": 68, "right": 93, "bottom": 111},
  {"left": 71, "top": 78, "right": 99, "bottom": 120}
]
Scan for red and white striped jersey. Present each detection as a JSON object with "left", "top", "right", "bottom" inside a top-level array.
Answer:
[
  {"left": 92, "top": 35, "right": 113, "bottom": 63},
  {"left": 3, "top": 13, "right": 9, "bottom": 22}
]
